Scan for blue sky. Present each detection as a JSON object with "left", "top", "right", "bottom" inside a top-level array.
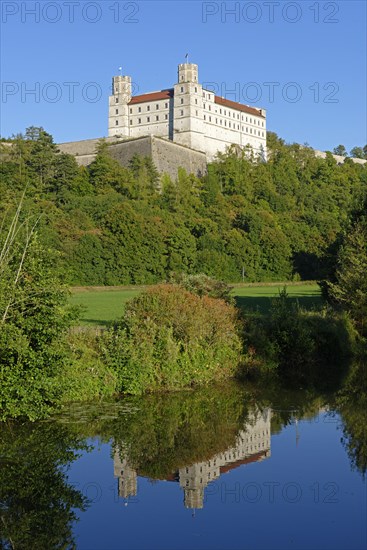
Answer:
[{"left": 1, "top": 0, "right": 366, "bottom": 152}]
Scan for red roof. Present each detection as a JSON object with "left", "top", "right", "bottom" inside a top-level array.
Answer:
[
  {"left": 129, "top": 89, "right": 173, "bottom": 105},
  {"left": 219, "top": 451, "right": 267, "bottom": 474},
  {"left": 128, "top": 88, "right": 264, "bottom": 118},
  {"left": 215, "top": 95, "right": 265, "bottom": 118}
]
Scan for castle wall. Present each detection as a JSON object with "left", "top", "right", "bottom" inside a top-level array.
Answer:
[{"left": 58, "top": 135, "right": 207, "bottom": 180}]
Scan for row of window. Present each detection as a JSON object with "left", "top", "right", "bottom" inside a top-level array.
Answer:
[
  {"left": 203, "top": 115, "right": 265, "bottom": 136},
  {"left": 204, "top": 105, "right": 264, "bottom": 126},
  {"left": 121, "top": 113, "right": 170, "bottom": 126},
  {"left": 131, "top": 102, "right": 169, "bottom": 114}
]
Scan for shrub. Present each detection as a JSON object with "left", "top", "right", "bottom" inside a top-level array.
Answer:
[
  {"left": 243, "top": 288, "right": 355, "bottom": 386},
  {"left": 102, "top": 284, "right": 243, "bottom": 395},
  {"left": 168, "top": 272, "right": 234, "bottom": 304}
]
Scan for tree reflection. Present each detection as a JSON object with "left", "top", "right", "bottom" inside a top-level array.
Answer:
[
  {"left": 0, "top": 422, "right": 89, "bottom": 550},
  {"left": 335, "top": 360, "right": 367, "bottom": 476}
]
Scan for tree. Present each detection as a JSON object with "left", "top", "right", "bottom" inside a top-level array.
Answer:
[
  {"left": 350, "top": 146, "right": 365, "bottom": 159},
  {"left": 0, "top": 196, "right": 78, "bottom": 420},
  {"left": 333, "top": 145, "right": 348, "bottom": 157},
  {"left": 328, "top": 218, "right": 367, "bottom": 336}
]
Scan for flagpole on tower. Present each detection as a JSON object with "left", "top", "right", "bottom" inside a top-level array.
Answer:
[
  {"left": 185, "top": 53, "right": 189, "bottom": 64},
  {"left": 118, "top": 66, "right": 122, "bottom": 76}
]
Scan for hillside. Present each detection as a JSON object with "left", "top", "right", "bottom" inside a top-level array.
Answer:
[{"left": 1, "top": 128, "right": 366, "bottom": 285}]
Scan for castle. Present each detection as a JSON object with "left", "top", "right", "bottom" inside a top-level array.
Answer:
[{"left": 108, "top": 62, "right": 267, "bottom": 161}]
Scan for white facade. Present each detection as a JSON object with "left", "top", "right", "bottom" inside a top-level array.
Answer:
[{"left": 108, "top": 63, "right": 267, "bottom": 161}]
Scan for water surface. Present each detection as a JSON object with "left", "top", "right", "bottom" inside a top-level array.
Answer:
[{"left": 1, "top": 380, "right": 366, "bottom": 549}]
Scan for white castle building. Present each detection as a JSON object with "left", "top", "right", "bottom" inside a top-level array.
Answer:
[{"left": 108, "top": 63, "right": 267, "bottom": 161}]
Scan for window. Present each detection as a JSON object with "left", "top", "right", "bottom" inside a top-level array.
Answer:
[
  {"left": 138, "top": 107, "right": 141, "bottom": 113},
  {"left": 138, "top": 118, "right": 141, "bottom": 124},
  {"left": 180, "top": 109, "right": 184, "bottom": 116},
  {"left": 195, "top": 87, "right": 197, "bottom": 93},
  {"left": 224, "top": 110, "right": 226, "bottom": 115},
  {"left": 147, "top": 105, "right": 150, "bottom": 111},
  {"left": 224, "top": 120, "right": 227, "bottom": 126},
  {"left": 209, "top": 105, "right": 211, "bottom": 111},
  {"left": 196, "top": 110, "right": 198, "bottom": 116},
  {"left": 237, "top": 124, "right": 239, "bottom": 130},
  {"left": 165, "top": 102, "right": 168, "bottom": 108},
  {"left": 147, "top": 117, "right": 150, "bottom": 122},
  {"left": 115, "top": 109, "right": 118, "bottom": 114},
  {"left": 229, "top": 121, "right": 231, "bottom": 128},
  {"left": 181, "top": 86, "right": 184, "bottom": 93},
  {"left": 216, "top": 118, "right": 218, "bottom": 124},
  {"left": 204, "top": 114, "right": 206, "bottom": 120},
  {"left": 115, "top": 87, "right": 118, "bottom": 93},
  {"left": 233, "top": 112, "right": 235, "bottom": 118},
  {"left": 130, "top": 119, "right": 132, "bottom": 125},
  {"left": 180, "top": 98, "right": 184, "bottom": 104},
  {"left": 129, "top": 108, "right": 132, "bottom": 114},
  {"left": 165, "top": 114, "right": 168, "bottom": 120},
  {"left": 203, "top": 92, "right": 205, "bottom": 98},
  {"left": 220, "top": 109, "right": 222, "bottom": 114},
  {"left": 195, "top": 98, "right": 198, "bottom": 104},
  {"left": 156, "top": 115, "right": 159, "bottom": 121},
  {"left": 115, "top": 120, "right": 118, "bottom": 126},
  {"left": 115, "top": 98, "right": 118, "bottom": 103},
  {"left": 156, "top": 104, "right": 159, "bottom": 110},
  {"left": 250, "top": 128, "right": 252, "bottom": 134},
  {"left": 220, "top": 119, "right": 222, "bottom": 124}
]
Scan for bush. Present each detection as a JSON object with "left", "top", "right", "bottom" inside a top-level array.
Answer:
[
  {"left": 243, "top": 288, "right": 355, "bottom": 386},
  {"left": 102, "top": 284, "right": 243, "bottom": 395},
  {"left": 168, "top": 272, "right": 234, "bottom": 304}
]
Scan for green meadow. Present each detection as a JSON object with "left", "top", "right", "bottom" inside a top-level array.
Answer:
[{"left": 70, "top": 283, "right": 322, "bottom": 326}]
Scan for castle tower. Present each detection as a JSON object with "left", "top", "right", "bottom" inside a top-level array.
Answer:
[
  {"left": 108, "top": 74, "right": 132, "bottom": 138},
  {"left": 173, "top": 63, "right": 205, "bottom": 151}
]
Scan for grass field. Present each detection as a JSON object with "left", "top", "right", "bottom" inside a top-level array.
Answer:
[{"left": 70, "top": 283, "right": 322, "bottom": 327}]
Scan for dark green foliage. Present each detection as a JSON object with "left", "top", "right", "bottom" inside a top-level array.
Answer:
[
  {"left": 335, "top": 360, "right": 367, "bottom": 476},
  {"left": 1, "top": 128, "right": 366, "bottom": 285},
  {"left": 243, "top": 288, "right": 355, "bottom": 386},
  {"left": 0, "top": 421, "right": 88, "bottom": 549},
  {"left": 102, "top": 284, "right": 243, "bottom": 395},
  {"left": 325, "top": 217, "right": 367, "bottom": 336}
]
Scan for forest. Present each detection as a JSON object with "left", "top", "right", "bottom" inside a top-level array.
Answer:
[{"left": 1, "top": 127, "right": 366, "bottom": 285}]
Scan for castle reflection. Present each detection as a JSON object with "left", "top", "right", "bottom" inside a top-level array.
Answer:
[{"left": 114, "top": 408, "right": 271, "bottom": 509}]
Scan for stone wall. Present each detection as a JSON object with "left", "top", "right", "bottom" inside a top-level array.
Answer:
[{"left": 58, "top": 135, "right": 208, "bottom": 179}]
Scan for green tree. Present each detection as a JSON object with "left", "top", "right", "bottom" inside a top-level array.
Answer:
[
  {"left": 333, "top": 144, "right": 348, "bottom": 157},
  {"left": 327, "top": 218, "right": 367, "bottom": 336},
  {"left": 0, "top": 197, "right": 78, "bottom": 420},
  {"left": 350, "top": 146, "right": 365, "bottom": 159}
]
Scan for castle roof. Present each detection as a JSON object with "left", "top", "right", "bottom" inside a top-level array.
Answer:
[
  {"left": 128, "top": 88, "right": 264, "bottom": 118},
  {"left": 129, "top": 89, "right": 174, "bottom": 104},
  {"left": 214, "top": 95, "right": 265, "bottom": 118}
]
